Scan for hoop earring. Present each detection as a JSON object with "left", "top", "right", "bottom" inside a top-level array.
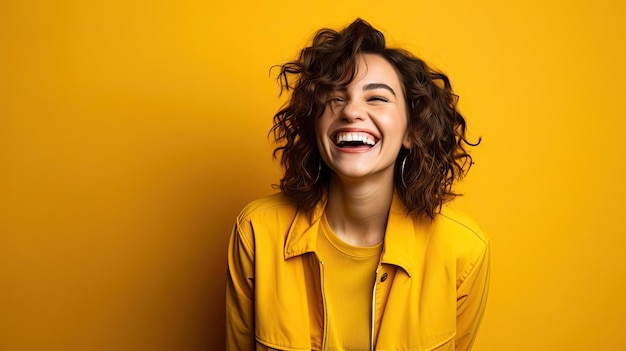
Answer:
[
  {"left": 313, "top": 158, "right": 321, "bottom": 184},
  {"left": 401, "top": 151, "right": 411, "bottom": 188}
]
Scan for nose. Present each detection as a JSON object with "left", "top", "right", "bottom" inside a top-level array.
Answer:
[{"left": 340, "top": 101, "right": 366, "bottom": 122}]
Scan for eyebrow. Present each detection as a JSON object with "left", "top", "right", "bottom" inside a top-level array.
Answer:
[{"left": 363, "top": 83, "right": 396, "bottom": 96}]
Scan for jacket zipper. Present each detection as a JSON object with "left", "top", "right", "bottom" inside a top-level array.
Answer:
[
  {"left": 370, "top": 266, "right": 379, "bottom": 351},
  {"left": 320, "top": 260, "right": 328, "bottom": 351}
]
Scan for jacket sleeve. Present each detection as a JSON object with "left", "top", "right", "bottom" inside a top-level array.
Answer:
[
  {"left": 225, "top": 218, "right": 255, "bottom": 351},
  {"left": 455, "top": 240, "right": 491, "bottom": 351}
]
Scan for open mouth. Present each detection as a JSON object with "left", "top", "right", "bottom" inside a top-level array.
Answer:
[{"left": 334, "top": 132, "right": 378, "bottom": 148}]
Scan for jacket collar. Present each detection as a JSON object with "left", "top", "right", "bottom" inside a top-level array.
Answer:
[{"left": 283, "top": 192, "right": 419, "bottom": 277}]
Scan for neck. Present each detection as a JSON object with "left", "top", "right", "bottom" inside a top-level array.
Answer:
[{"left": 325, "top": 174, "right": 395, "bottom": 247}]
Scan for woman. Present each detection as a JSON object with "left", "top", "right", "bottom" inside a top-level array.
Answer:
[{"left": 226, "top": 18, "right": 490, "bottom": 351}]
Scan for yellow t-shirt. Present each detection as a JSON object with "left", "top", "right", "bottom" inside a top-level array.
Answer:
[{"left": 316, "top": 213, "right": 383, "bottom": 350}]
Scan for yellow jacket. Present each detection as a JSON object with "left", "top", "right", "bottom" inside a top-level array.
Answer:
[{"left": 226, "top": 192, "right": 490, "bottom": 351}]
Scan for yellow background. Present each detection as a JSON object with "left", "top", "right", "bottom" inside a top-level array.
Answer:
[{"left": 2, "top": 0, "right": 625, "bottom": 350}]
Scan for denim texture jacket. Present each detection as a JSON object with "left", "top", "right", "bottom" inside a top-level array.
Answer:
[{"left": 226, "top": 192, "right": 490, "bottom": 351}]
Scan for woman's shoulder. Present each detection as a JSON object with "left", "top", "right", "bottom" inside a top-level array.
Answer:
[
  {"left": 233, "top": 192, "right": 303, "bottom": 249},
  {"left": 432, "top": 205, "right": 490, "bottom": 286},
  {"left": 431, "top": 205, "right": 489, "bottom": 253}
]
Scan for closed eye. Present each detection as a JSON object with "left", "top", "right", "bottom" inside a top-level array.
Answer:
[
  {"left": 368, "top": 96, "right": 389, "bottom": 103},
  {"left": 328, "top": 96, "right": 347, "bottom": 105}
]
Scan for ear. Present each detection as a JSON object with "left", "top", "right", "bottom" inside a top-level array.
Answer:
[
  {"left": 402, "top": 132, "right": 413, "bottom": 149},
  {"left": 403, "top": 106, "right": 414, "bottom": 149}
]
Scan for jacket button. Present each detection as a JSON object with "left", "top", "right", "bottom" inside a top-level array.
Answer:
[{"left": 380, "top": 273, "right": 388, "bottom": 282}]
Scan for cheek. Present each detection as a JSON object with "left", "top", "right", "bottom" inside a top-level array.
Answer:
[
  {"left": 384, "top": 114, "right": 409, "bottom": 138},
  {"left": 314, "top": 114, "right": 332, "bottom": 138}
]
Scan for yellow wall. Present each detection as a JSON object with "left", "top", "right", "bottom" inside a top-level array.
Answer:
[{"left": 2, "top": 0, "right": 624, "bottom": 349}]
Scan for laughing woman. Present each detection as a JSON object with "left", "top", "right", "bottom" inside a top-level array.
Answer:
[{"left": 226, "top": 18, "right": 490, "bottom": 351}]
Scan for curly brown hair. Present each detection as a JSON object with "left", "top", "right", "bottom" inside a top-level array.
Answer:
[{"left": 270, "top": 18, "right": 479, "bottom": 219}]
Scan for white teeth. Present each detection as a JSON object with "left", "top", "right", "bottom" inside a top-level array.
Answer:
[{"left": 335, "top": 132, "right": 376, "bottom": 146}]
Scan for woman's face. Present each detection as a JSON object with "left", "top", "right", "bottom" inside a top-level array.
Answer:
[{"left": 315, "top": 53, "right": 411, "bottom": 183}]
